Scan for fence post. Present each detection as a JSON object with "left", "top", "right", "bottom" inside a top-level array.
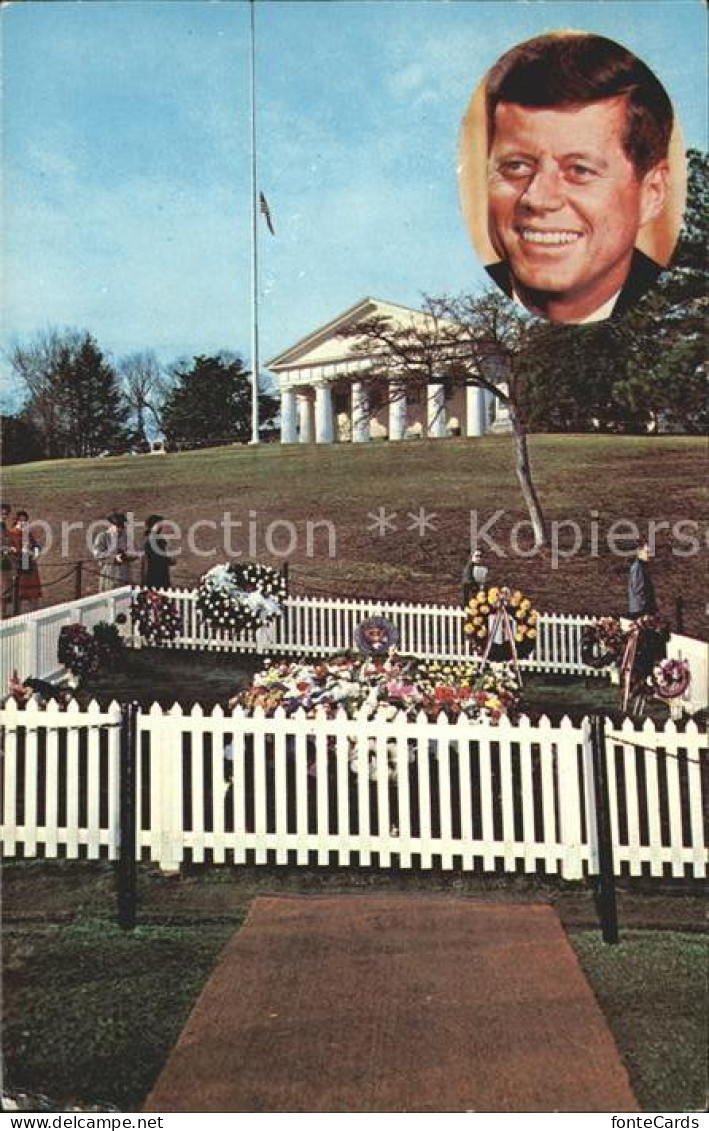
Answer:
[
  {"left": 153, "top": 702, "right": 185, "bottom": 873},
  {"left": 557, "top": 717, "right": 584, "bottom": 880},
  {"left": 12, "top": 572, "right": 21, "bottom": 616},
  {"left": 74, "top": 561, "right": 83, "bottom": 601},
  {"left": 117, "top": 701, "right": 139, "bottom": 930},
  {"left": 590, "top": 714, "right": 619, "bottom": 944}
]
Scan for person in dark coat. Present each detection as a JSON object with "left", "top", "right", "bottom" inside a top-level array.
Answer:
[
  {"left": 627, "top": 539, "right": 665, "bottom": 690},
  {"left": 628, "top": 540, "right": 657, "bottom": 619},
  {"left": 143, "top": 514, "right": 174, "bottom": 589}
]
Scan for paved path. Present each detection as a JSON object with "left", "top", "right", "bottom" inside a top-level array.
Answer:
[{"left": 145, "top": 896, "right": 638, "bottom": 1113}]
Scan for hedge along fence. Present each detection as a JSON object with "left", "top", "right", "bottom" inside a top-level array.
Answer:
[{"left": 1, "top": 698, "right": 706, "bottom": 880}]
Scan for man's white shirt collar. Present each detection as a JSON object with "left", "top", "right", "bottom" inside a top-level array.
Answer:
[{"left": 512, "top": 288, "right": 621, "bottom": 323}]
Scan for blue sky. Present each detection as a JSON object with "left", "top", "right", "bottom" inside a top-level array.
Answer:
[{"left": 2, "top": 0, "right": 707, "bottom": 407}]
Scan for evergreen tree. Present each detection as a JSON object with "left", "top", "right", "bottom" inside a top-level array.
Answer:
[
  {"left": 161, "top": 354, "right": 279, "bottom": 449},
  {"left": 10, "top": 329, "right": 131, "bottom": 458}
]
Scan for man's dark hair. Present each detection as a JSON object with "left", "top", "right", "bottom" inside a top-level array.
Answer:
[{"left": 486, "top": 33, "right": 673, "bottom": 176}]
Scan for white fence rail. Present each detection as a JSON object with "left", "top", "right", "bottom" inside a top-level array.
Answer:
[
  {"left": 2, "top": 699, "right": 706, "bottom": 880},
  {"left": 0, "top": 588, "right": 133, "bottom": 688},
  {"left": 153, "top": 588, "right": 606, "bottom": 676}
]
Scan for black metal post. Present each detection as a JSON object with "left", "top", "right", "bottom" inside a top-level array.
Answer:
[
  {"left": 117, "top": 701, "right": 139, "bottom": 930},
  {"left": 281, "top": 561, "right": 290, "bottom": 591},
  {"left": 74, "top": 560, "right": 83, "bottom": 601},
  {"left": 675, "top": 594, "right": 684, "bottom": 635},
  {"left": 590, "top": 714, "right": 619, "bottom": 945},
  {"left": 12, "top": 572, "right": 21, "bottom": 616}
]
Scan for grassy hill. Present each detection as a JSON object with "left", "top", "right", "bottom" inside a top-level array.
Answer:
[{"left": 2, "top": 434, "right": 707, "bottom": 636}]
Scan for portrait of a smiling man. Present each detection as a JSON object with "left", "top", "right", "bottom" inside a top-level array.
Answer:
[{"left": 475, "top": 33, "right": 679, "bottom": 324}]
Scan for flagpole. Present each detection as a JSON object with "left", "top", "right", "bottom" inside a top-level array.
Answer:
[{"left": 249, "top": 0, "right": 260, "bottom": 445}]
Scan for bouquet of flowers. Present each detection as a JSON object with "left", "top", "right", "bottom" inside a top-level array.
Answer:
[
  {"left": 651, "top": 657, "right": 691, "bottom": 701},
  {"left": 416, "top": 659, "right": 520, "bottom": 722},
  {"left": 57, "top": 624, "right": 100, "bottom": 680},
  {"left": 132, "top": 589, "right": 181, "bottom": 645},
  {"left": 464, "top": 586, "right": 539, "bottom": 661},
  {"left": 580, "top": 617, "right": 625, "bottom": 669},
  {"left": 197, "top": 562, "right": 287, "bottom": 635}
]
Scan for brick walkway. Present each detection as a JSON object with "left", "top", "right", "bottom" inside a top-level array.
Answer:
[{"left": 145, "top": 895, "right": 638, "bottom": 1113}]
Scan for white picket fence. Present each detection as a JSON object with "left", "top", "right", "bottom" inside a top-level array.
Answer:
[
  {"left": 3, "top": 588, "right": 706, "bottom": 709},
  {"left": 0, "top": 588, "right": 133, "bottom": 690},
  {"left": 143, "top": 588, "right": 606, "bottom": 677},
  {"left": 1, "top": 698, "right": 706, "bottom": 880}
]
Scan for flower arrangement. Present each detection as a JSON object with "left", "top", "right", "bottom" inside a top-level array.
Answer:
[
  {"left": 580, "top": 617, "right": 625, "bottom": 669},
  {"left": 651, "top": 657, "right": 691, "bottom": 701},
  {"left": 91, "top": 621, "right": 125, "bottom": 669},
  {"left": 235, "top": 653, "right": 519, "bottom": 724},
  {"left": 57, "top": 624, "right": 100, "bottom": 680},
  {"left": 464, "top": 586, "right": 539, "bottom": 661},
  {"left": 131, "top": 589, "right": 181, "bottom": 645},
  {"left": 417, "top": 660, "right": 520, "bottom": 722},
  {"left": 354, "top": 615, "right": 399, "bottom": 656},
  {"left": 197, "top": 562, "right": 287, "bottom": 635}
]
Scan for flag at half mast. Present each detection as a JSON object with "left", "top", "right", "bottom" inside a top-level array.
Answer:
[{"left": 259, "top": 192, "right": 275, "bottom": 236}]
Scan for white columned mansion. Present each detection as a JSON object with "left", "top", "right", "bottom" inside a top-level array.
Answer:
[{"left": 267, "top": 297, "right": 511, "bottom": 445}]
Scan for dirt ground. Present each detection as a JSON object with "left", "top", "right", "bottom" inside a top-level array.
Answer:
[{"left": 3, "top": 436, "right": 707, "bottom": 637}]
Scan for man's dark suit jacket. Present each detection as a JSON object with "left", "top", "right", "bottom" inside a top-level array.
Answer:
[{"left": 485, "top": 247, "right": 663, "bottom": 321}]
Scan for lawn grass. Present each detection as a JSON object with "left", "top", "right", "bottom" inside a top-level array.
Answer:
[
  {"left": 3, "top": 435, "right": 707, "bottom": 636},
  {"left": 569, "top": 929, "right": 708, "bottom": 1112},
  {"left": 2, "top": 914, "right": 238, "bottom": 1111}
]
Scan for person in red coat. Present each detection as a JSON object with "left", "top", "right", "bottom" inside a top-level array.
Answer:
[{"left": 9, "top": 509, "right": 43, "bottom": 612}]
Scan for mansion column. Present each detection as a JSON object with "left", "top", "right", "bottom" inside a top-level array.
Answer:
[
  {"left": 315, "top": 382, "right": 334, "bottom": 444},
  {"left": 466, "top": 385, "right": 486, "bottom": 437},
  {"left": 427, "top": 382, "right": 446, "bottom": 438},
  {"left": 297, "top": 391, "right": 314, "bottom": 444},
  {"left": 280, "top": 387, "right": 297, "bottom": 444},
  {"left": 351, "top": 381, "right": 370, "bottom": 443},
  {"left": 388, "top": 384, "right": 407, "bottom": 441}
]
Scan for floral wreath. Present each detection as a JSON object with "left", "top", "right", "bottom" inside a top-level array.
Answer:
[
  {"left": 354, "top": 616, "right": 399, "bottom": 656},
  {"left": 651, "top": 657, "right": 691, "bottom": 701},
  {"left": 580, "top": 617, "right": 625, "bottom": 669},
  {"left": 132, "top": 588, "right": 181, "bottom": 645},
  {"left": 196, "top": 562, "right": 287, "bottom": 634},
  {"left": 464, "top": 585, "right": 539, "bottom": 661},
  {"left": 58, "top": 623, "right": 100, "bottom": 680}
]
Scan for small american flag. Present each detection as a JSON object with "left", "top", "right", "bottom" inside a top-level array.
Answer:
[{"left": 259, "top": 192, "right": 275, "bottom": 236}]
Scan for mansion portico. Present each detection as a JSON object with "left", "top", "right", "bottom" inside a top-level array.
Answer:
[{"left": 267, "top": 297, "right": 510, "bottom": 444}]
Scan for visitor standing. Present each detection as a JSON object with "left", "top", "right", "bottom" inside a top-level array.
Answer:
[
  {"left": 92, "top": 512, "right": 135, "bottom": 592},
  {"left": 9, "top": 509, "right": 43, "bottom": 612},
  {"left": 628, "top": 540, "right": 658, "bottom": 618},
  {"left": 143, "top": 514, "right": 174, "bottom": 589},
  {"left": 1, "top": 501, "right": 13, "bottom": 615},
  {"left": 461, "top": 548, "right": 489, "bottom": 606}
]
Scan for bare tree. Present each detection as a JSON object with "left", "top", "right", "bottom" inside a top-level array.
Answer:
[
  {"left": 338, "top": 289, "right": 548, "bottom": 545},
  {"left": 118, "top": 351, "right": 169, "bottom": 443},
  {"left": 10, "top": 328, "right": 84, "bottom": 458}
]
